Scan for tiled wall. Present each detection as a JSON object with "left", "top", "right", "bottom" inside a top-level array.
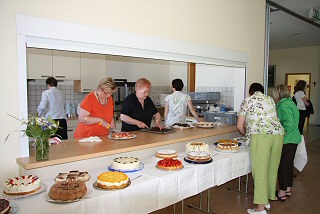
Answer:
[
  {"left": 27, "top": 81, "right": 172, "bottom": 114},
  {"left": 27, "top": 81, "right": 233, "bottom": 114},
  {"left": 27, "top": 80, "right": 86, "bottom": 114},
  {"left": 196, "top": 86, "right": 234, "bottom": 109}
]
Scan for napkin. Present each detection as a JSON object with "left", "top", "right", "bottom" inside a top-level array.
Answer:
[
  {"left": 294, "top": 135, "right": 308, "bottom": 172},
  {"left": 78, "top": 136, "right": 102, "bottom": 143}
]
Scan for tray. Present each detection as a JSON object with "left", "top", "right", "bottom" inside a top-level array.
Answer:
[
  {"left": 93, "top": 179, "right": 131, "bottom": 191},
  {"left": 140, "top": 127, "right": 175, "bottom": 134},
  {"left": 196, "top": 122, "right": 215, "bottom": 128},
  {"left": 44, "top": 189, "right": 90, "bottom": 204},
  {"left": 155, "top": 165, "right": 184, "bottom": 171},
  {"left": 108, "top": 163, "right": 144, "bottom": 173},
  {"left": 108, "top": 134, "right": 137, "bottom": 140},
  {"left": 1, "top": 183, "right": 47, "bottom": 200},
  {"left": 171, "top": 124, "right": 194, "bottom": 130},
  {"left": 184, "top": 157, "right": 213, "bottom": 164}
]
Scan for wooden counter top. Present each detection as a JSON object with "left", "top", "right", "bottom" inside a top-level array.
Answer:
[{"left": 17, "top": 125, "right": 237, "bottom": 170}]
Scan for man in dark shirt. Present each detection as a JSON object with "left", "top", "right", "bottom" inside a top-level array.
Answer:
[{"left": 120, "top": 78, "right": 162, "bottom": 132}]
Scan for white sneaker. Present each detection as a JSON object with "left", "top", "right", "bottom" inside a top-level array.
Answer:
[
  {"left": 264, "top": 203, "right": 271, "bottom": 210},
  {"left": 247, "top": 208, "right": 267, "bottom": 214}
]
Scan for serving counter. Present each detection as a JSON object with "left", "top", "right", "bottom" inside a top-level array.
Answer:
[
  {"left": 17, "top": 125, "right": 239, "bottom": 179},
  {"left": 7, "top": 125, "right": 251, "bottom": 214}
]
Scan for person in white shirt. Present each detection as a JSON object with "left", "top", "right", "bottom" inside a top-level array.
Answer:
[
  {"left": 164, "top": 79, "right": 199, "bottom": 127},
  {"left": 293, "top": 80, "right": 310, "bottom": 134},
  {"left": 37, "top": 77, "right": 68, "bottom": 139}
]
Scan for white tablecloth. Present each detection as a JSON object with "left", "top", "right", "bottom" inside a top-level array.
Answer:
[{"left": 3, "top": 147, "right": 251, "bottom": 214}]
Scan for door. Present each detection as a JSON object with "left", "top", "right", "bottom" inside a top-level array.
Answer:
[{"left": 285, "top": 73, "right": 311, "bottom": 132}]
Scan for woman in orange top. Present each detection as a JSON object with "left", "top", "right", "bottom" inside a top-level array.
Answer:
[{"left": 74, "top": 77, "right": 116, "bottom": 138}]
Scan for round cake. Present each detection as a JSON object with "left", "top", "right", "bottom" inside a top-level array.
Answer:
[
  {"left": 216, "top": 139, "right": 239, "bottom": 152},
  {"left": 186, "top": 151, "right": 211, "bottom": 162},
  {"left": 156, "top": 149, "right": 178, "bottom": 159},
  {"left": 156, "top": 158, "right": 183, "bottom": 170},
  {"left": 3, "top": 175, "right": 41, "bottom": 196},
  {"left": 112, "top": 157, "right": 140, "bottom": 170},
  {"left": 0, "top": 199, "right": 10, "bottom": 214},
  {"left": 48, "top": 180, "right": 87, "bottom": 201},
  {"left": 111, "top": 132, "right": 134, "bottom": 139},
  {"left": 185, "top": 142, "right": 210, "bottom": 153},
  {"left": 97, "top": 171, "right": 129, "bottom": 189}
]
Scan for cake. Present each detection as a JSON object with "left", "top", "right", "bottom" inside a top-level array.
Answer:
[
  {"left": 156, "top": 158, "right": 183, "bottom": 170},
  {"left": 172, "top": 123, "right": 190, "bottom": 127},
  {"left": 112, "top": 157, "right": 140, "bottom": 170},
  {"left": 216, "top": 139, "right": 240, "bottom": 152},
  {"left": 185, "top": 142, "right": 210, "bottom": 153},
  {"left": 0, "top": 199, "right": 10, "bottom": 214},
  {"left": 148, "top": 127, "right": 173, "bottom": 133},
  {"left": 3, "top": 175, "right": 41, "bottom": 196},
  {"left": 110, "top": 132, "right": 134, "bottom": 139},
  {"left": 156, "top": 149, "right": 178, "bottom": 159},
  {"left": 48, "top": 180, "right": 87, "bottom": 201},
  {"left": 186, "top": 151, "right": 212, "bottom": 162},
  {"left": 55, "top": 170, "right": 90, "bottom": 182},
  {"left": 97, "top": 171, "right": 130, "bottom": 189}
]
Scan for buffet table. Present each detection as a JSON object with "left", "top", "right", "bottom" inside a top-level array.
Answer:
[
  {"left": 7, "top": 125, "right": 252, "bottom": 213},
  {"left": 5, "top": 145, "right": 250, "bottom": 214}
]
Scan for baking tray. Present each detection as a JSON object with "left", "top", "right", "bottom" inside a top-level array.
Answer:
[{"left": 140, "top": 127, "right": 175, "bottom": 134}]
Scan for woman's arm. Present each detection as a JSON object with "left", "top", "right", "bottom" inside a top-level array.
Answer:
[
  {"left": 187, "top": 100, "right": 199, "bottom": 121},
  {"left": 78, "top": 108, "right": 110, "bottom": 128},
  {"left": 237, "top": 115, "right": 246, "bottom": 136},
  {"left": 302, "top": 96, "right": 310, "bottom": 106},
  {"left": 153, "top": 112, "right": 163, "bottom": 129},
  {"left": 120, "top": 114, "right": 148, "bottom": 128}
]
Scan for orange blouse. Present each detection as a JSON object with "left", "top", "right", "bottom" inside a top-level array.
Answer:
[{"left": 74, "top": 92, "right": 114, "bottom": 138}]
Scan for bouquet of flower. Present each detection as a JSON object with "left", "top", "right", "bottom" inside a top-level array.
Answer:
[
  {"left": 23, "top": 114, "right": 59, "bottom": 139},
  {"left": 6, "top": 113, "right": 59, "bottom": 161}
]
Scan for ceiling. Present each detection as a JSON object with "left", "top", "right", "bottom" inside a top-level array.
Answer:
[{"left": 268, "top": 0, "right": 320, "bottom": 50}]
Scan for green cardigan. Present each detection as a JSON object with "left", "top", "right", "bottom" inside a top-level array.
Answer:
[{"left": 277, "top": 98, "right": 301, "bottom": 144}]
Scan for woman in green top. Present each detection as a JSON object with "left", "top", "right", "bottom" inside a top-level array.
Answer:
[{"left": 273, "top": 84, "right": 301, "bottom": 200}]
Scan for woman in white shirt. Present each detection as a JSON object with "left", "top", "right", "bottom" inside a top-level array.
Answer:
[
  {"left": 164, "top": 79, "right": 199, "bottom": 127},
  {"left": 294, "top": 80, "right": 310, "bottom": 134}
]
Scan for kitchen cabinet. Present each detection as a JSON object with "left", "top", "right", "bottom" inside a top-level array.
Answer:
[
  {"left": 74, "top": 53, "right": 106, "bottom": 92},
  {"left": 27, "top": 48, "right": 53, "bottom": 79},
  {"left": 27, "top": 48, "right": 81, "bottom": 80},
  {"left": 53, "top": 50, "right": 80, "bottom": 80},
  {"left": 67, "top": 119, "right": 79, "bottom": 139}
]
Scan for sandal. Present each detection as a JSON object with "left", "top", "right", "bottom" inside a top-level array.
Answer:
[
  {"left": 285, "top": 191, "right": 292, "bottom": 197},
  {"left": 275, "top": 191, "right": 287, "bottom": 201}
]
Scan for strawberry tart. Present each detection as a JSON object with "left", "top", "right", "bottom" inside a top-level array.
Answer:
[{"left": 156, "top": 158, "right": 183, "bottom": 170}]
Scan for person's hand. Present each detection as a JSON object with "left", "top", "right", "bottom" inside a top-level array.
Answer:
[
  {"left": 98, "top": 120, "right": 111, "bottom": 129},
  {"left": 137, "top": 121, "right": 148, "bottom": 129},
  {"left": 155, "top": 122, "right": 163, "bottom": 130}
]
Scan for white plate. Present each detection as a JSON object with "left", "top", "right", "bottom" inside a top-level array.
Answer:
[
  {"left": 1, "top": 183, "right": 47, "bottom": 200},
  {"left": 171, "top": 125, "right": 194, "bottom": 130},
  {"left": 196, "top": 122, "right": 215, "bottom": 128},
  {"left": 108, "top": 134, "right": 137, "bottom": 140},
  {"left": 9, "top": 201, "right": 18, "bottom": 214}
]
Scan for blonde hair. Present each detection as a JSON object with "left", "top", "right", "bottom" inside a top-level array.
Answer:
[
  {"left": 98, "top": 77, "right": 116, "bottom": 90},
  {"left": 272, "top": 84, "right": 291, "bottom": 103},
  {"left": 135, "top": 78, "right": 151, "bottom": 89}
]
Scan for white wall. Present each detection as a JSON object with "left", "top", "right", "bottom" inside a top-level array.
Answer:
[
  {"left": 269, "top": 46, "right": 320, "bottom": 124},
  {"left": 0, "top": 0, "right": 266, "bottom": 183},
  {"left": 196, "top": 64, "right": 235, "bottom": 87}
]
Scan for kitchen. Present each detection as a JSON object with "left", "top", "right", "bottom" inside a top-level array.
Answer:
[{"left": 26, "top": 48, "right": 245, "bottom": 139}]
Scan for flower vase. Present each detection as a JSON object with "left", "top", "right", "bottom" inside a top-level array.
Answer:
[{"left": 35, "top": 137, "right": 50, "bottom": 161}]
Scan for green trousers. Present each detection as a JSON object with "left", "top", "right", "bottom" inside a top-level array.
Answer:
[{"left": 250, "top": 134, "right": 284, "bottom": 204}]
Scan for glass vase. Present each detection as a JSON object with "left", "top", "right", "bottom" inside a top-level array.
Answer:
[{"left": 35, "top": 137, "right": 50, "bottom": 161}]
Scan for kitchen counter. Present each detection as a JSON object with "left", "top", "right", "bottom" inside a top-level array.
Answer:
[{"left": 17, "top": 125, "right": 237, "bottom": 169}]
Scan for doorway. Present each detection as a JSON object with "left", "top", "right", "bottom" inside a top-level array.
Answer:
[{"left": 285, "top": 73, "right": 311, "bottom": 132}]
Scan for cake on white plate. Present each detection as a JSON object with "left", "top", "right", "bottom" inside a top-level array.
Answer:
[
  {"left": 186, "top": 151, "right": 211, "bottom": 162},
  {"left": 216, "top": 139, "right": 240, "bottom": 152},
  {"left": 112, "top": 157, "right": 141, "bottom": 170},
  {"left": 185, "top": 142, "right": 210, "bottom": 153},
  {"left": 156, "top": 149, "right": 178, "bottom": 159},
  {"left": 97, "top": 171, "right": 130, "bottom": 189},
  {"left": 3, "top": 175, "right": 41, "bottom": 195}
]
